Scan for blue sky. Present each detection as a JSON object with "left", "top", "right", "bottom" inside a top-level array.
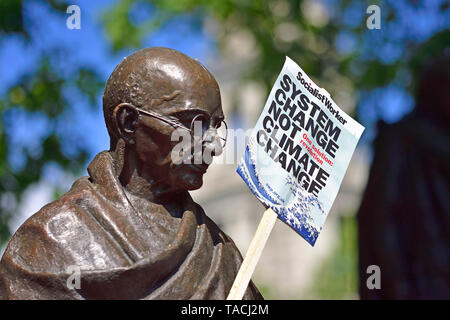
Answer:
[{"left": 1, "top": 0, "right": 449, "bottom": 175}]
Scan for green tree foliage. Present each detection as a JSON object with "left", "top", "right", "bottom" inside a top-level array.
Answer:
[
  {"left": 0, "top": 0, "right": 104, "bottom": 245},
  {"left": 102, "top": 0, "right": 346, "bottom": 104},
  {"left": 100, "top": 0, "right": 449, "bottom": 113}
]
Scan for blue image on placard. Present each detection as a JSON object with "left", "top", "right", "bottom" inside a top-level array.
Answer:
[{"left": 237, "top": 143, "right": 326, "bottom": 246}]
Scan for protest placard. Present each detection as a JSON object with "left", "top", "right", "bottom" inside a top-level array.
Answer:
[{"left": 228, "top": 57, "right": 365, "bottom": 300}]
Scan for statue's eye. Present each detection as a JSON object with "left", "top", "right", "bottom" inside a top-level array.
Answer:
[
  {"left": 169, "top": 111, "right": 212, "bottom": 133},
  {"left": 167, "top": 114, "right": 190, "bottom": 129},
  {"left": 179, "top": 117, "right": 192, "bottom": 129}
]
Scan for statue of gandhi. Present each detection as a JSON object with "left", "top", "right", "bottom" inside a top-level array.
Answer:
[{"left": 0, "top": 47, "right": 263, "bottom": 300}]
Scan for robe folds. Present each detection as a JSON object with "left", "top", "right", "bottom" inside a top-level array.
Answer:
[{"left": 0, "top": 151, "right": 262, "bottom": 300}]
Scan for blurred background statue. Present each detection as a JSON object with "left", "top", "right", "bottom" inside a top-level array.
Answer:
[
  {"left": 358, "top": 55, "right": 450, "bottom": 299},
  {"left": 0, "top": 47, "right": 262, "bottom": 300}
]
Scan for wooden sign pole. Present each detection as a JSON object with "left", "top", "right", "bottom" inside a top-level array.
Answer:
[{"left": 227, "top": 208, "right": 278, "bottom": 300}]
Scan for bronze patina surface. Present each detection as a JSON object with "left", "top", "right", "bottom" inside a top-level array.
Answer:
[{"left": 0, "top": 47, "right": 263, "bottom": 300}]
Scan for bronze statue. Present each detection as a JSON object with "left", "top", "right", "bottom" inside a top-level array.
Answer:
[
  {"left": 357, "top": 55, "right": 450, "bottom": 299},
  {"left": 0, "top": 47, "right": 263, "bottom": 300}
]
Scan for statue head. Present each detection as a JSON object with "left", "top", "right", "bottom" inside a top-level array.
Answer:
[{"left": 102, "top": 47, "right": 226, "bottom": 191}]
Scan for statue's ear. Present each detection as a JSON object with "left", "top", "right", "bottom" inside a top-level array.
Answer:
[{"left": 113, "top": 103, "right": 139, "bottom": 145}]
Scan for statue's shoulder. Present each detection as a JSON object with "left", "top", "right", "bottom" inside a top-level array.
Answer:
[
  {"left": 1, "top": 176, "right": 97, "bottom": 271},
  {"left": 17, "top": 175, "right": 94, "bottom": 231}
]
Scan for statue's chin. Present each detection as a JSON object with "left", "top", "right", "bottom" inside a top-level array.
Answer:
[
  {"left": 177, "top": 173, "right": 204, "bottom": 190},
  {"left": 170, "top": 164, "right": 205, "bottom": 190}
]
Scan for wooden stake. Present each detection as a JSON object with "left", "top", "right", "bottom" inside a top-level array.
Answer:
[{"left": 227, "top": 207, "right": 278, "bottom": 300}]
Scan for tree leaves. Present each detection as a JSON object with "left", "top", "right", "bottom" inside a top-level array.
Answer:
[{"left": 0, "top": 2, "right": 102, "bottom": 247}]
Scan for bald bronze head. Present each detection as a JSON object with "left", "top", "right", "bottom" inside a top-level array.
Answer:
[{"left": 102, "top": 47, "right": 225, "bottom": 192}]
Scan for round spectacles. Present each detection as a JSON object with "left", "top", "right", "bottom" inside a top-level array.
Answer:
[
  {"left": 134, "top": 106, "right": 228, "bottom": 149},
  {"left": 189, "top": 113, "right": 228, "bottom": 149}
]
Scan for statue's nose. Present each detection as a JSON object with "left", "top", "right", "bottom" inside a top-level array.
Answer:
[{"left": 202, "top": 128, "right": 223, "bottom": 157}]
